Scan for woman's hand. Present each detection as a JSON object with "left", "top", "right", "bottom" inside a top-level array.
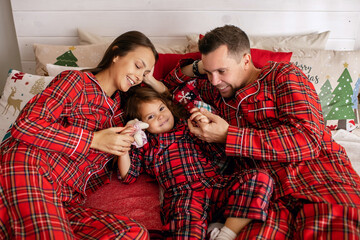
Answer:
[
  {"left": 143, "top": 68, "right": 170, "bottom": 96},
  {"left": 90, "top": 126, "right": 135, "bottom": 156},
  {"left": 188, "top": 108, "right": 229, "bottom": 143}
]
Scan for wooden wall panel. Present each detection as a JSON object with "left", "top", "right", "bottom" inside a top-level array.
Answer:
[{"left": 10, "top": 0, "right": 360, "bottom": 74}]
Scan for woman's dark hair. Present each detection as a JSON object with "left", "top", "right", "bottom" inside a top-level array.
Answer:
[
  {"left": 125, "top": 86, "right": 187, "bottom": 122},
  {"left": 86, "top": 31, "right": 158, "bottom": 74},
  {"left": 198, "top": 25, "right": 250, "bottom": 61}
]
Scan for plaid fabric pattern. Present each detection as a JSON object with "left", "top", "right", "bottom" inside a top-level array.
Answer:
[
  {"left": 172, "top": 79, "right": 217, "bottom": 113},
  {"left": 66, "top": 204, "right": 149, "bottom": 240},
  {"left": 0, "top": 70, "right": 145, "bottom": 238},
  {"left": 165, "top": 60, "right": 360, "bottom": 238},
  {"left": 161, "top": 170, "right": 273, "bottom": 239},
  {"left": 123, "top": 121, "right": 274, "bottom": 239},
  {"left": 123, "top": 120, "right": 228, "bottom": 189},
  {"left": 237, "top": 182, "right": 360, "bottom": 239}
]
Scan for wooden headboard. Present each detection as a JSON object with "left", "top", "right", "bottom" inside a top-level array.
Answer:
[{"left": 10, "top": 0, "right": 360, "bottom": 74}]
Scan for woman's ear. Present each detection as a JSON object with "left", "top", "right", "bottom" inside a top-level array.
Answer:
[{"left": 113, "top": 56, "right": 119, "bottom": 63}]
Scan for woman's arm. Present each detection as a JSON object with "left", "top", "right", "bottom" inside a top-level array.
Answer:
[{"left": 143, "top": 74, "right": 172, "bottom": 99}]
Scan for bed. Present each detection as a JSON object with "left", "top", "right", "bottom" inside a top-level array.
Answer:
[{"left": 2, "top": 0, "right": 360, "bottom": 237}]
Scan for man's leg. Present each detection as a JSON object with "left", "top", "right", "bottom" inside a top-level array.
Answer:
[
  {"left": 235, "top": 199, "right": 293, "bottom": 240},
  {"left": 293, "top": 183, "right": 360, "bottom": 240}
]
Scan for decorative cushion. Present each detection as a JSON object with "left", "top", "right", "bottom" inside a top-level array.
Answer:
[
  {"left": 250, "top": 48, "right": 292, "bottom": 68},
  {"left": 275, "top": 48, "right": 360, "bottom": 131},
  {"left": 154, "top": 49, "right": 291, "bottom": 81},
  {"left": 172, "top": 79, "right": 216, "bottom": 114},
  {"left": 77, "top": 28, "right": 187, "bottom": 54},
  {"left": 154, "top": 52, "right": 201, "bottom": 80},
  {"left": 186, "top": 31, "right": 330, "bottom": 52},
  {"left": 33, "top": 43, "right": 109, "bottom": 76},
  {"left": 0, "top": 70, "right": 54, "bottom": 141}
]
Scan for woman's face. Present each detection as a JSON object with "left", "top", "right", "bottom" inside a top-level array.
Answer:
[
  {"left": 138, "top": 99, "right": 175, "bottom": 134},
  {"left": 111, "top": 46, "right": 156, "bottom": 92}
]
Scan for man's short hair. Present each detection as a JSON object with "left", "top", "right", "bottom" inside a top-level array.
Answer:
[{"left": 198, "top": 25, "right": 250, "bottom": 60}]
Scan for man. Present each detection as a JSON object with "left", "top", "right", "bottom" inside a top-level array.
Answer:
[{"left": 164, "top": 25, "right": 360, "bottom": 239}]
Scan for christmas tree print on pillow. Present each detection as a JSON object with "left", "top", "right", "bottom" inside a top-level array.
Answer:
[
  {"left": 54, "top": 46, "right": 78, "bottom": 67},
  {"left": 318, "top": 63, "right": 360, "bottom": 131}
]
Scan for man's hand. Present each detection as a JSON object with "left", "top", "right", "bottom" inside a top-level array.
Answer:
[{"left": 188, "top": 108, "right": 229, "bottom": 143}]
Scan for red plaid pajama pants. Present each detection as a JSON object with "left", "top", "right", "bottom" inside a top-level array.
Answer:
[
  {"left": 0, "top": 161, "right": 149, "bottom": 240},
  {"left": 236, "top": 182, "right": 360, "bottom": 240},
  {"left": 161, "top": 169, "right": 274, "bottom": 240}
]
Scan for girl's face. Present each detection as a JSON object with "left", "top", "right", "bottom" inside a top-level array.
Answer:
[
  {"left": 110, "top": 46, "right": 156, "bottom": 93},
  {"left": 138, "top": 99, "right": 175, "bottom": 134}
]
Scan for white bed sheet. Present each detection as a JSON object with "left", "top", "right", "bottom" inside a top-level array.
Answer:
[{"left": 332, "top": 128, "right": 360, "bottom": 175}]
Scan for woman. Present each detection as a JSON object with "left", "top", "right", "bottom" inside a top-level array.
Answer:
[{"left": 0, "top": 31, "right": 158, "bottom": 239}]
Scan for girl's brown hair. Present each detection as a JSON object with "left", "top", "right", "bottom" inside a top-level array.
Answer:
[
  {"left": 86, "top": 31, "right": 158, "bottom": 74},
  {"left": 125, "top": 86, "right": 187, "bottom": 122}
]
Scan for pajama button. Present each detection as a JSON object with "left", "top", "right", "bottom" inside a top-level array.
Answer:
[{"left": 88, "top": 171, "right": 91, "bottom": 175}]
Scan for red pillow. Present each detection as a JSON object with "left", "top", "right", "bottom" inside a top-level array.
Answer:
[
  {"left": 153, "top": 52, "right": 201, "bottom": 80},
  {"left": 250, "top": 48, "right": 292, "bottom": 68},
  {"left": 153, "top": 49, "right": 292, "bottom": 80},
  {"left": 199, "top": 34, "right": 292, "bottom": 68}
]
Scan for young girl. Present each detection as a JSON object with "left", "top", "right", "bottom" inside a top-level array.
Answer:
[
  {"left": 118, "top": 86, "right": 274, "bottom": 240},
  {"left": 0, "top": 31, "right": 160, "bottom": 239}
]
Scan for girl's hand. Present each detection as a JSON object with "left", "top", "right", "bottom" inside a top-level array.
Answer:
[
  {"left": 189, "top": 110, "right": 210, "bottom": 124},
  {"left": 90, "top": 126, "right": 135, "bottom": 156},
  {"left": 188, "top": 108, "right": 229, "bottom": 143}
]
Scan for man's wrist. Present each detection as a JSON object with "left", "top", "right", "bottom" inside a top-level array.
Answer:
[{"left": 192, "top": 59, "right": 206, "bottom": 77}]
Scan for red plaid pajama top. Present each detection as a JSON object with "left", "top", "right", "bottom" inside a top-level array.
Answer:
[
  {"left": 165, "top": 60, "right": 360, "bottom": 200},
  {"left": 123, "top": 120, "right": 228, "bottom": 190},
  {"left": 1, "top": 70, "right": 126, "bottom": 203}
]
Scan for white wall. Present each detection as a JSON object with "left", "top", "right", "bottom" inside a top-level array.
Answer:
[
  {"left": 0, "top": 0, "right": 21, "bottom": 94},
  {"left": 6, "top": 0, "right": 360, "bottom": 89}
]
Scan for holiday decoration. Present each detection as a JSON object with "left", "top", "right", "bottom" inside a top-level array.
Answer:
[{"left": 54, "top": 47, "right": 79, "bottom": 67}]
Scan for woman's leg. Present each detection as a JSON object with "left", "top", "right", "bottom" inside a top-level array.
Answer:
[
  {"left": 1, "top": 160, "right": 75, "bottom": 239},
  {"left": 66, "top": 204, "right": 149, "bottom": 240}
]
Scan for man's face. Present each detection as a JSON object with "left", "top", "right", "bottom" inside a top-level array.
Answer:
[{"left": 202, "top": 45, "right": 250, "bottom": 98}]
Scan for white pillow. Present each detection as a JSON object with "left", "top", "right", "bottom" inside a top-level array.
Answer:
[
  {"left": 0, "top": 70, "right": 54, "bottom": 141},
  {"left": 46, "top": 64, "right": 88, "bottom": 76},
  {"left": 186, "top": 31, "right": 330, "bottom": 52}
]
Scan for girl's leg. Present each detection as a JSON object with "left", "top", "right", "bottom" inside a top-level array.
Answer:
[{"left": 162, "top": 189, "right": 209, "bottom": 240}]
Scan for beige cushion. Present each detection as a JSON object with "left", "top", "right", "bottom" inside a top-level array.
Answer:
[
  {"left": 186, "top": 31, "right": 330, "bottom": 52},
  {"left": 77, "top": 28, "right": 187, "bottom": 54},
  {"left": 275, "top": 47, "right": 360, "bottom": 131},
  {"left": 33, "top": 43, "right": 109, "bottom": 76}
]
